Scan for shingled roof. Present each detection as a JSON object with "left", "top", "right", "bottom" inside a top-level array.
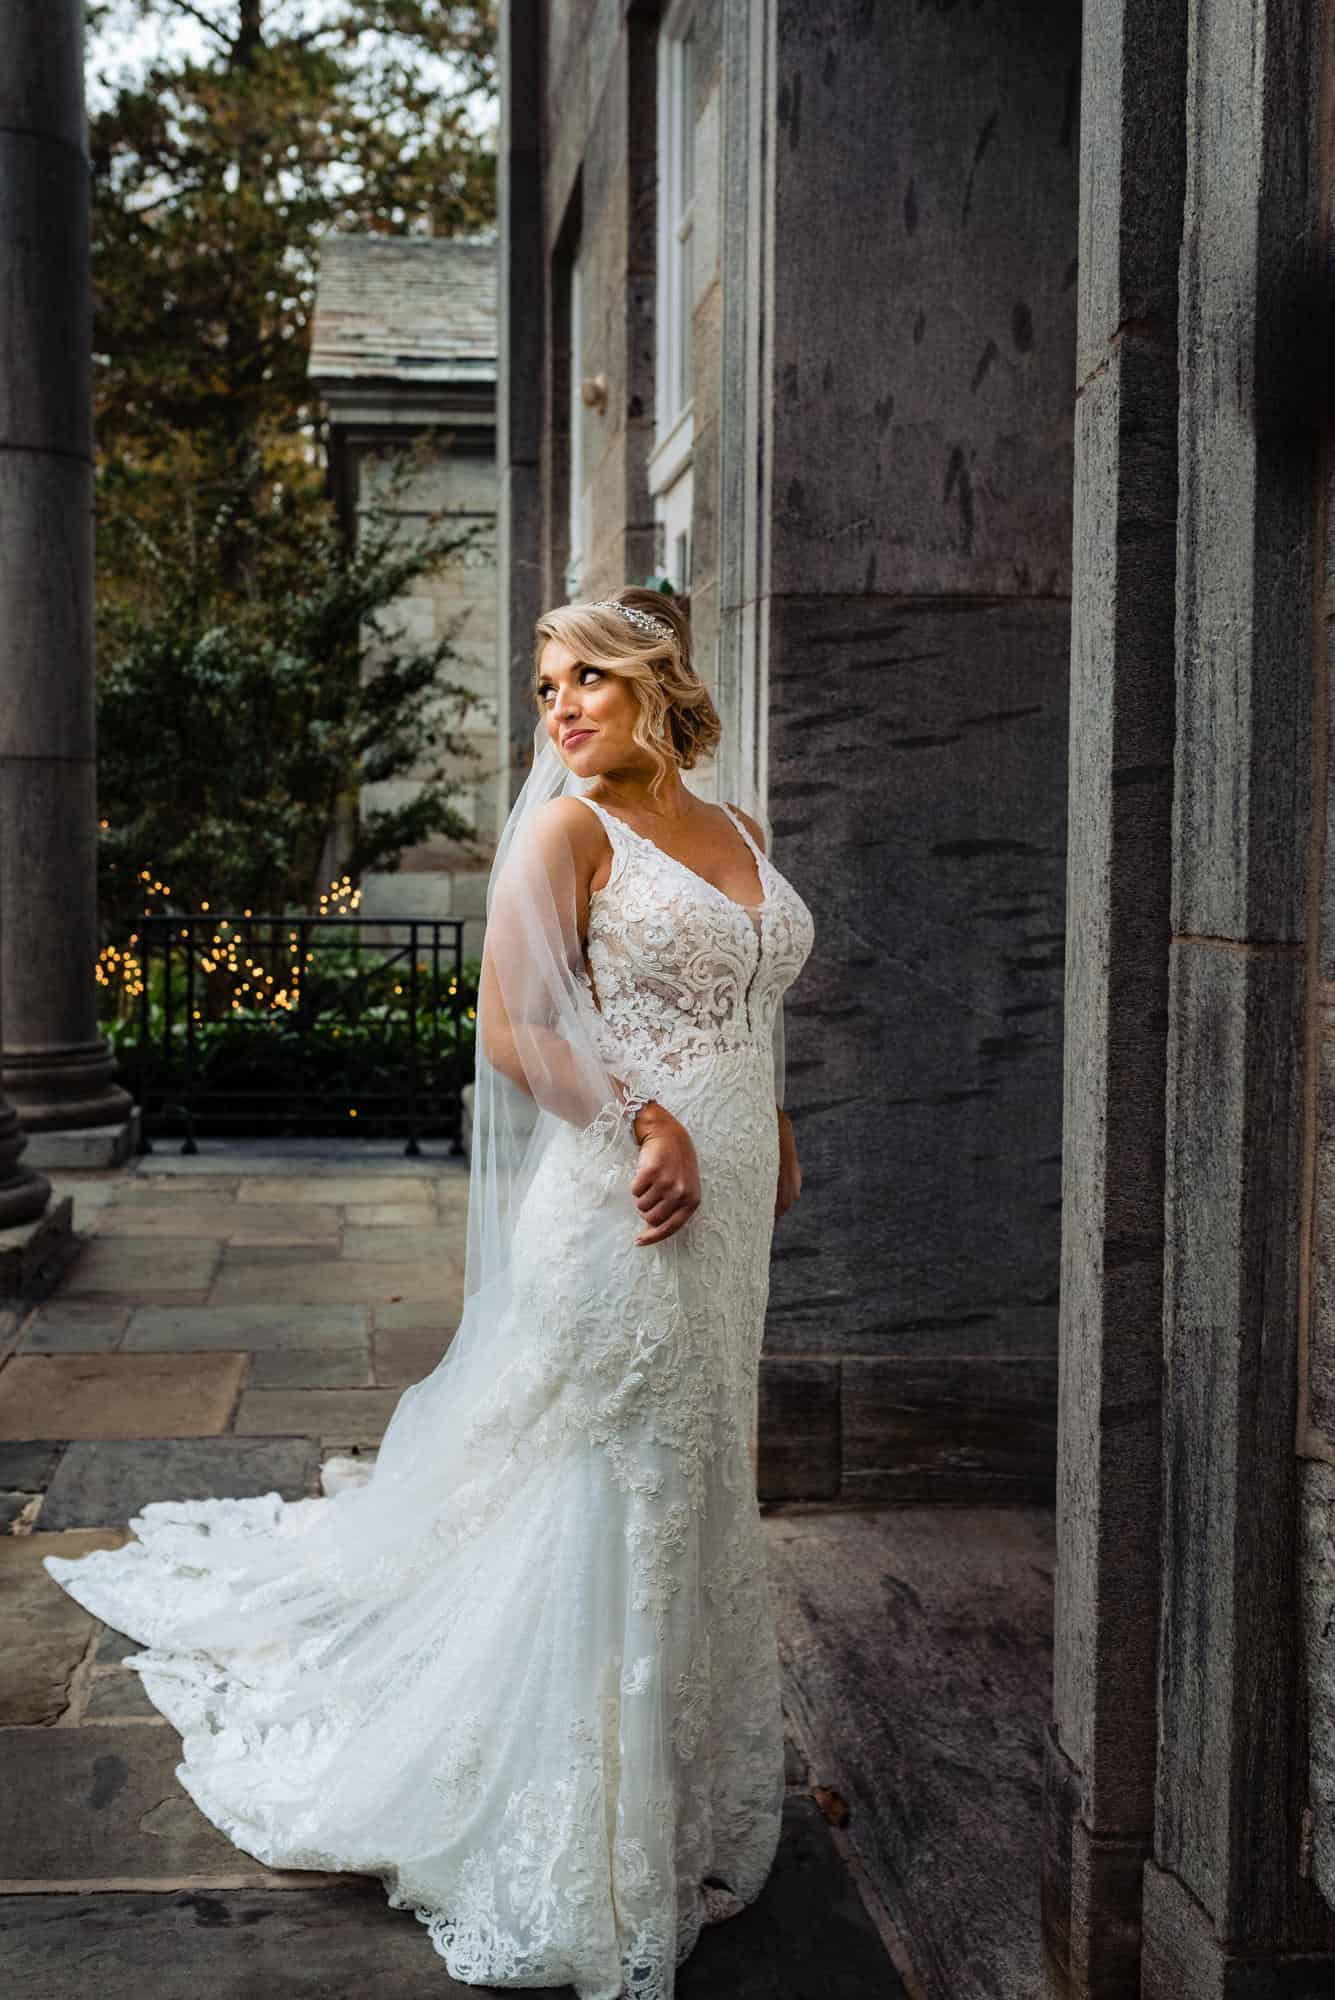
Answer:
[{"left": 309, "top": 234, "right": 497, "bottom": 385}]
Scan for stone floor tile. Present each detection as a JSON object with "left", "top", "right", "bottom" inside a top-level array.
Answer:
[
  {"left": 0, "top": 1725, "right": 268, "bottom": 1884},
  {"left": 248, "top": 1346, "right": 372, "bottom": 1389},
  {"left": 210, "top": 1258, "right": 452, "bottom": 1307},
  {"left": 20, "top": 1303, "right": 129, "bottom": 1353},
  {"left": 83, "top": 1671, "right": 165, "bottom": 1723},
  {"left": 59, "top": 1236, "right": 221, "bottom": 1298},
  {"left": 344, "top": 1201, "right": 445, "bottom": 1228},
  {"left": 217, "top": 1242, "right": 332, "bottom": 1266},
  {"left": 39, "top": 1436, "right": 320, "bottom": 1531},
  {"left": 94, "top": 1622, "right": 141, "bottom": 1665},
  {"left": 123, "top": 1303, "right": 368, "bottom": 1351},
  {"left": 115, "top": 1175, "right": 241, "bottom": 1199},
  {"left": 221, "top": 1202, "right": 342, "bottom": 1245},
  {"left": 372, "top": 1296, "right": 462, "bottom": 1332},
  {"left": 48, "top": 1181, "right": 120, "bottom": 1234},
  {"left": 676, "top": 1799, "right": 906, "bottom": 1997},
  {"left": 341, "top": 1225, "right": 462, "bottom": 1265},
  {"left": 0, "top": 1440, "right": 64, "bottom": 1489},
  {"left": 90, "top": 1206, "right": 244, "bottom": 1239},
  {"left": 372, "top": 1324, "right": 454, "bottom": 1389},
  {"left": 0, "top": 1529, "right": 126, "bottom": 1724},
  {"left": 233, "top": 1388, "right": 399, "bottom": 1446},
  {"left": 236, "top": 1175, "right": 432, "bottom": 1205},
  {"left": 0, "top": 1353, "right": 246, "bottom": 1440},
  {"left": 0, "top": 1885, "right": 490, "bottom": 1996},
  {"left": 767, "top": 1503, "right": 1054, "bottom": 2000}
]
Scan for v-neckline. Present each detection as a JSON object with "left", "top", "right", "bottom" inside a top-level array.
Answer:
[{"left": 586, "top": 797, "right": 770, "bottom": 917}]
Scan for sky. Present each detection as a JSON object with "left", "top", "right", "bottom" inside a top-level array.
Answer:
[{"left": 85, "top": 2, "right": 497, "bottom": 138}]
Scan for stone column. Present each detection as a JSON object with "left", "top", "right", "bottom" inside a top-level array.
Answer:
[
  {"left": 0, "top": 0, "right": 132, "bottom": 1153},
  {"left": 1139, "top": 0, "right": 1335, "bottom": 1988},
  {"left": 1041, "top": 1, "right": 1188, "bottom": 1991},
  {"left": 497, "top": 0, "right": 546, "bottom": 813},
  {"left": 744, "top": 0, "right": 1079, "bottom": 1505}
]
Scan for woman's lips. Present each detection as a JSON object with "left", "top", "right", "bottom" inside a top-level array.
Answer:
[{"left": 562, "top": 728, "right": 595, "bottom": 747}]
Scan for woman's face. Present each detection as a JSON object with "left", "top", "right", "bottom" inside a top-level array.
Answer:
[{"left": 536, "top": 637, "right": 648, "bottom": 777}]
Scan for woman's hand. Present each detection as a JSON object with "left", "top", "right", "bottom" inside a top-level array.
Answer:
[
  {"left": 775, "top": 1106, "right": 801, "bottom": 1219},
  {"left": 629, "top": 1103, "right": 701, "bottom": 1246}
]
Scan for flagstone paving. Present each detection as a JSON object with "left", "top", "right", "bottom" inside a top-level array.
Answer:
[{"left": 0, "top": 1142, "right": 906, "bottom": 1998}]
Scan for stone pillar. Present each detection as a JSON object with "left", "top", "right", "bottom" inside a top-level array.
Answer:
[
  {"left": 1306, "top": 0, "right": 1335, "bottom": 1914},
  {"left": 1139, "top": 0, "right": 1335, "bottom": 1988},
  {"left": 1041, "top": 2, "right": 1188, "bottom": 1992},
  {"left": 497, "top": 0, "right": 546, "bottom": 812},
  {"left": 0, "top": 0, "right": 132, "bottom": 1150},
  {"left": 745, "top": 0, "right": 1079, "bottom": 1505}
]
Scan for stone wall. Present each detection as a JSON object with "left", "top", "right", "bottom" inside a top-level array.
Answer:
[{"left": 753, "top": 0, "right": 1080, "bottom": 1501}]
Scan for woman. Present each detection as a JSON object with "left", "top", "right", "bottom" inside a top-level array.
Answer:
[{"left": 44, "top": 587, "right": 814, "bottom": 2000}]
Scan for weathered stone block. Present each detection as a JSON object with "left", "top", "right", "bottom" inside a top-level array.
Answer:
[
  {"left": 841, "top": 1353, "right": 1057, "bottom": 1503},
  {"left": 372, "top": 1323, "right": 454, "bottom": 1390},
  {"left": 0, "top": 1351, "right": 246, "bottom": 1440},
  {"left": 0, "top": 1725, "right": 263, "bottom": 1884},
  {"left": 210, "top": 1258, "right": 447, "bottom": 1308},
  {"left": 57, "top": 1234, "right": 219, "bottom": 1299},
  {"left": 0, "top": 1528, "right": 126, "bottom": 1724},
  {"left": 20, "top": 1302, "right": 128, "bottom": 1352},
  {"left": 233, "top": 1388, "right": 400, "bottom": 1446},
  {"left": 756, "top": 1355, "right": 840, "bottom": 1500},
  {"left": 0, "top": 1884, "right": 493, "bottom": 1996},
  {"left": 39, "top": 1437, "right": 321, "bottom": 1531},
  {"left": 124, "top": 1303, "right": 368, "bottom": 1352}
]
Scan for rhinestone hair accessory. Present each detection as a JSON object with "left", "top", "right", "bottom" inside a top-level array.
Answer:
[{"left": 589, "top": 598, "right": 676, "bottom": 646}]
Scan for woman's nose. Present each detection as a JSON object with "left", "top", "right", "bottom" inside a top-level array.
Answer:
[{"left": 555, "top": 683, "right": 581, "bottom": 718}]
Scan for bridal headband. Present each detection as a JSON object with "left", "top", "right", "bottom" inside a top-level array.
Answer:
[{"left": 589, "top": 598, "right": 677, "bottom": 646}]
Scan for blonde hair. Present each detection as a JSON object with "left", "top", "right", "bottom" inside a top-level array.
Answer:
[{"left": 533, "top": 588, "right": 721, "bottom": 794}]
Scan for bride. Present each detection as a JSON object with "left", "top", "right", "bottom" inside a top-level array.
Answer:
[{"left": 44, "top": 586, "right": 815, "bottom": 2000}]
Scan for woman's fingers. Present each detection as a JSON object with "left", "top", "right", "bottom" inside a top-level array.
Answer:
[
  {"left": 633, "top": 1183, "right": 699, "bottom": 1244},
  {"left": 636, "top": 1207, "right": 691, "bottom": 1245}
]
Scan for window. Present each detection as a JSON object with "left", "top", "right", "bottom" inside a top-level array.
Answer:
[{"left": 651, "top": 6, "right": 695, "bottom": 594}]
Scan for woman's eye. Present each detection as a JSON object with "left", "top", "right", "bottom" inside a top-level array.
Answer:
[{"left": 580, "top": 666, "right": 602, "bottom": 684}]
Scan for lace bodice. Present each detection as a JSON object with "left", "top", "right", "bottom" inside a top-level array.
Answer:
[{"left": 573, "top": 794, "right": 814, "bottom": 1093}]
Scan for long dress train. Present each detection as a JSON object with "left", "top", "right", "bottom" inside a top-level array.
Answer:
[{"left": 44, "top": 793, "right": 814, "bottom": 2000}]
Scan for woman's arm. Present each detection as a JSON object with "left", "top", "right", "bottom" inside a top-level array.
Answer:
[{"left": 775, "top": 1105, "right": 801, "bottom": 1218}]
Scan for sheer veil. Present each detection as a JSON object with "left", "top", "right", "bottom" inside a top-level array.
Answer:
[
  {"left": 35, "top": 621, "right": 796, "bottom": 1991},
  {"left": 322, "top": 708, "right": 782, "bottom": 1504}
]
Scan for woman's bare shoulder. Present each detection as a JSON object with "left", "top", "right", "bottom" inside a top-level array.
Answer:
[{"left": 525, "top": 794, "right": 609, "bottom": 870}]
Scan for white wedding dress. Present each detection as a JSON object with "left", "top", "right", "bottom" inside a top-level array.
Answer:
[{"left": 45, "top": 794, "right": 814, "bottom": 2000}]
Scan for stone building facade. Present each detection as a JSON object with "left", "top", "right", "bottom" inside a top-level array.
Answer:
[
  {"left": 309, "top": 235, "right": 501, "bottom": 958},
  {"left": 499, "top": 0, "right": 1335, "bottom": 1993}
]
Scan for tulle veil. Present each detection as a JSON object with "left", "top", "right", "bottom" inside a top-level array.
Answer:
[
  {"left": 44, "top": 701, "right": 783, "bottom": 1648},
  {"left": 329, "top": 710, "right": 783, "bottom": 1505}
]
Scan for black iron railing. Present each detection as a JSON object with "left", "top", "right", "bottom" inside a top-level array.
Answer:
[{"left": 118, "top": 914, "right": 473, "bottom": 1156}]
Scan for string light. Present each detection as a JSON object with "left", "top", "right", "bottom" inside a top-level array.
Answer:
[{"left": 99, "top": 871, "right": 422, "bottom": 1027}]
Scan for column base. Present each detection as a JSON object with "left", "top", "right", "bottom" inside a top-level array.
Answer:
[
  {"left": 1041, "top": 1722, "right": 1151, "bottom": 1998},
  {"left": 2, "top": 1037, "right": 132, "bottom": 1132},
  {"left": 1141, "top": 1858, "right": 1335, "bottom": 1998},
  {"left": 0, "top": 1192, "right": 73, "bottom": 1298},
  {"left": 20, "top": 1107, "right": 140, "bottom": 1171}
]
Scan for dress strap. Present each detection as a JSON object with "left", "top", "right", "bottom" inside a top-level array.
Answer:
[
  {"left": 722, "top": 801, "right": 767, "bottom": 865},
  {"left": 571, "top": 792, "right": 625, "bottom": 841}
]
